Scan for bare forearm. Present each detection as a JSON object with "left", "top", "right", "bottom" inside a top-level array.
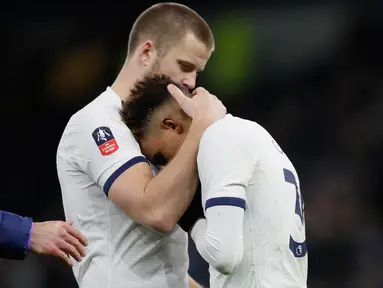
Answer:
[{"left": 145, "top": 124, "right": 201, "bottom": 226}]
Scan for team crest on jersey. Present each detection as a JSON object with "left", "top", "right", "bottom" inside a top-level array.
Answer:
[{"left": 92, "top": 127, "right": 119, "bottom": 156}]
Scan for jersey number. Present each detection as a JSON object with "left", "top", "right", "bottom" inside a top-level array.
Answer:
[{"left": 284, "top": 168, "right": 307, "bottom": 258}]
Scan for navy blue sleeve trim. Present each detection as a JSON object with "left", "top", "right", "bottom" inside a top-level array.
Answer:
[
  {"left": 103, "top": 156, "right": 149, "bottom": 196},
  {"left": 205, "top": 197, "right": 246, "bottom": 210},
  {"left": 0, "top": 210, "right": 33, "bottom": 260},
  {"left": 289, "top": 236, "right": 307, "bottom": 258}
]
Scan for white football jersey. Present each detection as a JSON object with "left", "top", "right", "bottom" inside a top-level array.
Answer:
[
  {"left": 197, "top": 114, "right": 308, "bottom": 288},
  {"left": 57, "top": 88, "right": 189, "bottom": 288}
]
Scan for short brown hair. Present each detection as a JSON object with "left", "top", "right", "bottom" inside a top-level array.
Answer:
[
  {"left": 128, "top": 3, "right": 214, "bottom": 56},
  {"left": 121, "top": 74, "right": 188, "bottom": 140}
]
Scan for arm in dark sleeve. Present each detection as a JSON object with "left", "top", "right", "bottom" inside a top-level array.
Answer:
[{"left": 0, "top": 210, "right": 33, "bottom": 260}]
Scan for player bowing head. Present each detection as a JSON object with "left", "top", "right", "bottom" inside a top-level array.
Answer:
[
  {"left": 122, "top": 75, "right": 308, "bottom": 288},
  {"left": 121, "top": 74, "right": 193, "bottom": 166}
]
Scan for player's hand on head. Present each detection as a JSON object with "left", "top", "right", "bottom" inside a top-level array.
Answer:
[
  {"left": 190, "top": 87, "right": 226, "bottom": 125},
  {"left": 191, "top": 87, "right": 209, "bottom": 96},
  {"left": 167, "top": 84, "right": 226, "bottom": 128},
  {"left": 30, "top": 220, "right": 88, "bottom": 266}
]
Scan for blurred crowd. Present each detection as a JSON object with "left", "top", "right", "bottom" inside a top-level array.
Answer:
[{"left": 1, "top": 1, "right": 382, "bottom": 287}]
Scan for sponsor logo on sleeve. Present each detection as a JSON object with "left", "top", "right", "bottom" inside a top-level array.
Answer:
[{"left": 92, "top": 127, "right": 119, "bottom": 156}]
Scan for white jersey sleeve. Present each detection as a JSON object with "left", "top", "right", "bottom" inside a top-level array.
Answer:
[
  {"left": 83, "top": 118, "right": 148, "bottom": 195},
  {"left": 191, "top": 115, "right": 257, "bottom": 274},
  {"left": 61, "top": 102, "right": 149, "bottom": 196},
  {"left": 191, "top": 206, "right": 245, "bottom": 275},
  {"left": 197, "top": 115, "right": 257, "bottom": 208}
]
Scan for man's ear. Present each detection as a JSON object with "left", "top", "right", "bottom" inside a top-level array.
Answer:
[
  {"left": 161, "top": 118, "right": 182, "bottom": 134},
  {"left": 138, "top": 40, "right": 156, "bottom": 67}
]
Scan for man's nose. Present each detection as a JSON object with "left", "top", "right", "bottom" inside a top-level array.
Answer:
[{"left": 181, "top": 73, "right": 197, "bottom": 89}]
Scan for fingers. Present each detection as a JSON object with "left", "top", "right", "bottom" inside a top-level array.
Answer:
[
  {"left": 192, "top": 87, "right": 208, "bottom": 96},
  {"left": 59, "top": 239, "right": 83, "bottom": 262},
  {"left": 65, "top": 222, "right": 88, "bottom": 246},
  {"left": 57, "top": 249, "right": 73, "bottom": 266},
  {"left": 167, "top": 84, "right": 193, "bottom": 117},
  {"left": 53, "top": 223, "right": 86, "bottom": 265},
  {"left": 33, "top": 221, "right": 87, "bottom": 265},
  {"left": 65, "top": 233, "right": 86, "bottom": 257},
  {"left": 167, "top": 84, "right": 190, "bottom": 105}
]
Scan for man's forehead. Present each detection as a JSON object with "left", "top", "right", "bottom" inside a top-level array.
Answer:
[
  {"left": 171, "top": 35, "right": 212, "bottom": 68},
  {"left": 173, "top": 49, "right": 209, "bottom": 67},
  {"left": 178, "top": 58, "right": 207, "bottom": 72}
]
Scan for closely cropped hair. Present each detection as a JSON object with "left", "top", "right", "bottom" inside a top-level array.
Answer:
[
  {"left": 121, "top": 75, "right": 186, "bottom": 140},
  {"left": 128, "top": 3, "right": 214, "bottom": 56}
]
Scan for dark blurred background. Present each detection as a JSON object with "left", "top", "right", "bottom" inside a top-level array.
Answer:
[{"left": 1, "top": 1, "right": 383, "bottom": 287}]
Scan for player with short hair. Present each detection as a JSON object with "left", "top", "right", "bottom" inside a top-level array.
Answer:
[
  {"left": 121, "top": 75, "right": 308, "bottom": 288},
  {"left": 57, "top": 3, "right": 225, "bottom": 288}
]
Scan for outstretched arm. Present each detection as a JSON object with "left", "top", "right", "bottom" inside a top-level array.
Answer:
[
  {"left": 0, "top": 210, "right": 87, "bottom": 265},
  {"left": 30, "top": 220, "right": 88, "bottom": 266},
  {"left": 0, "top": 210, "right": 33, "bottom": 260}
]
